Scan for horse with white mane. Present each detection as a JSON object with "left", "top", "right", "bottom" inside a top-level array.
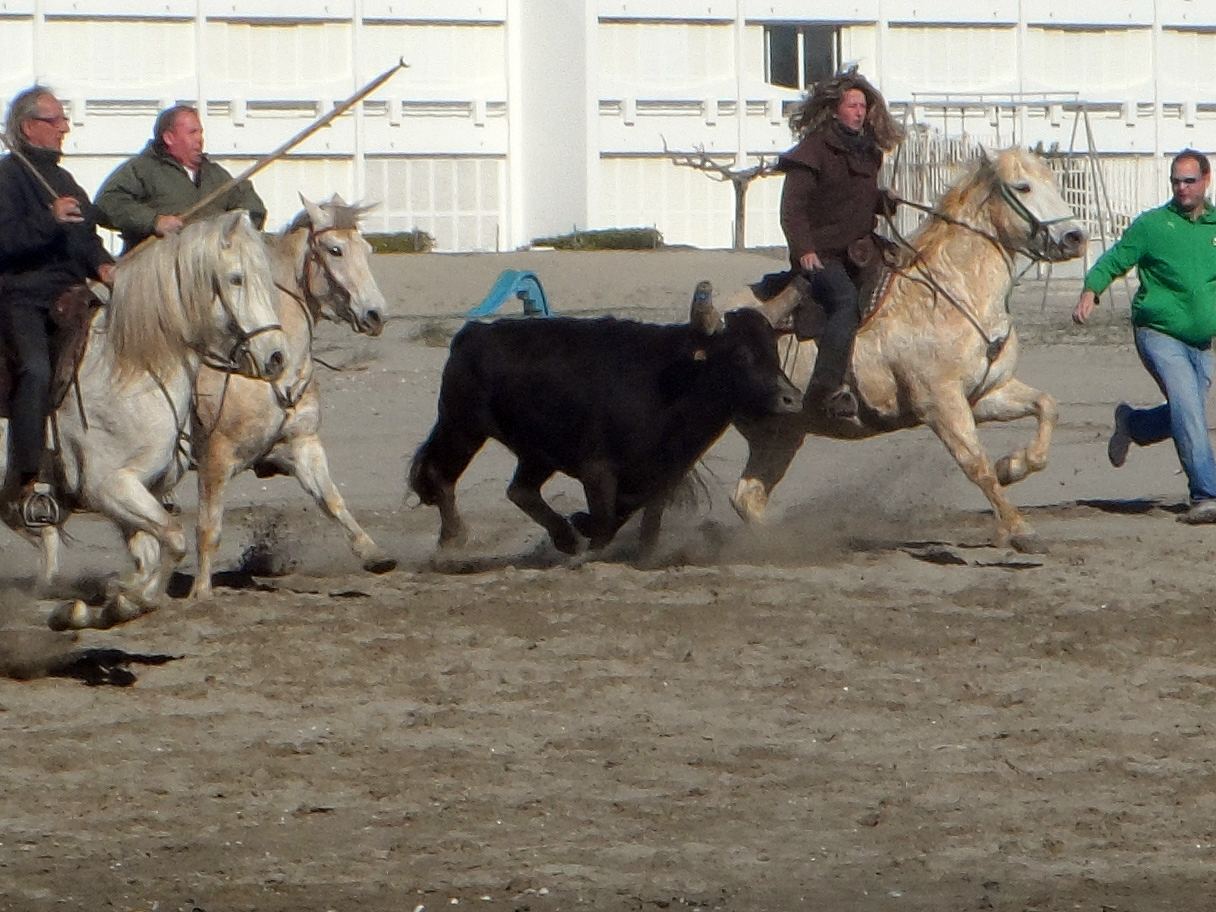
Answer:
[
  {"left": 734, "top": 147, "right": 1087, "bottom": 552},
  {"left": 189, "top": 195, "right": 395, "bottom": 599},
  {"left": 3, "top": 210, "right": 293, "bottom": 629}
]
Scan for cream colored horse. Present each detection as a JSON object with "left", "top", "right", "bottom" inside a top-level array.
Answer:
[
  {"left": 734, "top": 148, "right": 1087, "bottom": 552},
  {"left": 189, "top": 195, "right": 394, "bottom": 599},
  {"left": 6, "top": 211, "right": 292, "bottom": 628}
]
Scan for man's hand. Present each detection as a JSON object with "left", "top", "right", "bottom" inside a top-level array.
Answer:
[
  {"left": 799, "top": 251, "right": 824, "bottom": 273},
  {"left": 96, "top": 263, "right": 116, "bottom": 287},
  {"left": 1072, "top": 289, "right": 1098, "bottom": 325},
  {"left": 153, "top": 214, "right": 185, "bottom": 237},
  {"left": 51, "top": 196, "right": 83, "bottom": 224}
]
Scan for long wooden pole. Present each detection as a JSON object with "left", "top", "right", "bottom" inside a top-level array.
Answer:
[
  {"left": 0, "top": 131, "right": 60, "bottom": 200},
  {"left": 178, "top": 58, "right": 408, "bottom": 223}
]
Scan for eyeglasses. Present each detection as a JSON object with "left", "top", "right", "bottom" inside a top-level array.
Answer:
[
  {"left": 30, "top": 115, "right": 68, "bottom": 126},
  {"left": 1171, "top": 176, "right": 1201, "bottom": 186}
]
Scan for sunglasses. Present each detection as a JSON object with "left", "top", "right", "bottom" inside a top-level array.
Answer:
[
  {"left": 30, "top": 115, "right": 68, "bottom": 125},
  {"left": 1171, "top": 176, "right": 1202, "bottom": 186}
]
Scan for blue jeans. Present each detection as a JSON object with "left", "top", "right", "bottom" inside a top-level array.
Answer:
[{"left": 1129, "top": 326, "right": 1216, "bottom": 502}]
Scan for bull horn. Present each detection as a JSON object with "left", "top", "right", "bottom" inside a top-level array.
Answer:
[
  {"left": 689, "top": 280, "right": 723, "bottom": 335},
  {"left": 755, "top": 274, "right": 808, "bottom": 329}
]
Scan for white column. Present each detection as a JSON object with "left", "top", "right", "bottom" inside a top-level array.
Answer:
[{"left": 351, "top": 0, "right": 366, "bottom": 203}]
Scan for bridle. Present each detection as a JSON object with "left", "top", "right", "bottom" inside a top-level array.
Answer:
[{"left": 185, "top": 255, "right": 283, "bottom": 374}]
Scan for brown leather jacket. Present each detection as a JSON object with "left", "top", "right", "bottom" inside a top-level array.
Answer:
[{"left": 778, "top": 122, "right": 885, "bottom": 268}]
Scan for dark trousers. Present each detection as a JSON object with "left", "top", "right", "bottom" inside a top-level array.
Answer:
[
  {"left": 806, "top": 259, "right": 860, "bottom": 394},
  {"left": 0, "top": 302, "right": 54, "bottom": 483}
]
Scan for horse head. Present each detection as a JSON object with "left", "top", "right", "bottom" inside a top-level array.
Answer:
[
  {"left": 973, "top": 147, "right": 1088, "bottom": 262},
  {"left": 296, "top": 193, "right": 388, "bottom": 337},
  {"left": 108, "top": 210, "right": 289, "bottom": 395}
]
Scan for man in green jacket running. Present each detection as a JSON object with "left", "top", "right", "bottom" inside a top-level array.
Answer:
[
  {"left": 94, "top": 104, "right": 266, "bottom": 254},
  {"left": 1073, "top": 148, "right": 1216, "bottom": 524}
]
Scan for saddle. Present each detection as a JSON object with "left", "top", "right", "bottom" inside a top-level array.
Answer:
[
  {"left": 750, "top": 234, "right": 904, "bottom": 341},
  {"left": 0, "top": 284, "right": 104, "bottom": 420}
]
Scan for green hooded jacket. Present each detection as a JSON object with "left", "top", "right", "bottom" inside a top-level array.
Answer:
[
  {"left": 1083, "top": 199, "right": 1216, "bottom": 346},
  {"left": 94, "top": 141, "right": 266, "bottom": 253}
]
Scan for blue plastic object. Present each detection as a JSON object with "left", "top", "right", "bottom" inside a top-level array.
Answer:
[{"left": 467, "top": 269, "right": 552, "bottom": 319}]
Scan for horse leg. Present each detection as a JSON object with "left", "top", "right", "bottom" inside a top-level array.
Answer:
[
  {"left": 36, "top": 525, "right": 61, "bottom": 596},
  {"left": 190, "top": 438, "right": 237, "bottom": 601},
  {"left": 921, "top": 391, "right": 1045, "bottom": 554},
  {"left": 970, "top": 377, "right": 1059, "bottom": 486},
  {"left": 506, "top": 461, "right": 578, "bottom": 554},
  {"left": 48, "top": 471, "right": 186, "bottom": 630},
  {"left": 281, "top": 435, "right": 396, "bottom": 574},
  {"left": 730, "top": 416, "right": 807, "bottom": 524}
]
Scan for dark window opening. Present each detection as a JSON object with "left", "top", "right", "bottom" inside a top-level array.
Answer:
[{"left": 765, "top": 24, "right": 841, "bottom": 89}]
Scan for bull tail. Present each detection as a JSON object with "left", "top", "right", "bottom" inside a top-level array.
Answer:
[{"left": 407, "top": 435, "right": 442, "bottom": 505}]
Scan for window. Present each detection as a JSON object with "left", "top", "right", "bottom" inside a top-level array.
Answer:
[{"left": 765, "top": 24, "right": 841, "bottom": 89}]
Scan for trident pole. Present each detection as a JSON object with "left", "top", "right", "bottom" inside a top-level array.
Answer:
[{"left": 177, "top": 58, "right": 408, "bottom": 223}]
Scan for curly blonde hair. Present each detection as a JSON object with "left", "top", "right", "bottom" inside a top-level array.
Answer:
[{"left": 788, "top": 69, "right": 904, "bottom": 153}]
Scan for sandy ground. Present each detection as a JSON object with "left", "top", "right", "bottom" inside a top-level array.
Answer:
[{"left": 3, "top": 249, "right": 1216, "bottom": 911}]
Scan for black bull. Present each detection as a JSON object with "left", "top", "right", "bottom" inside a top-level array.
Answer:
[{"left": 409, "top": 283, "right": 801, "bottom": 556}]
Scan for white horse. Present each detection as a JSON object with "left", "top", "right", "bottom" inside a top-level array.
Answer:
[
  {"left": 3, "top": 211, "right": 294, "bottom": 629},
  {"left": 189, "top": 195, "right": 395, "bottom": 599},
  {"left": 734, "top": 148, "right": 1087, "bottom": 552}
]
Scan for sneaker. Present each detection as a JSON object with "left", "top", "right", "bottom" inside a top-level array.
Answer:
[
  {"left": 1108, "top": 403, "right": 1133, "bottom": 468},
  {"left": 1179, "top": 499, "right": 1216, "bottom": 525},
  {"left": 19, "top": 481, "right": 62, "bottom": 529}
]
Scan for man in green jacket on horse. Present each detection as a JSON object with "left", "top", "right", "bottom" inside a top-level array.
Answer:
[{"left": 94, "top": 104, "right": 266, "bottom": 254}]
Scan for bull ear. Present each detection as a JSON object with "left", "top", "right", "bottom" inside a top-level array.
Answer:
[{"left": 689, "top": 280, "right": 724, "bottom": 335}]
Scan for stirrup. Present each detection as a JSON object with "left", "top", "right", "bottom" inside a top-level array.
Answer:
[{"left": 20, "top": 482, "right": 63, "bottom": 529}]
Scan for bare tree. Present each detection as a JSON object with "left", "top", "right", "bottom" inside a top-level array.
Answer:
[{"left": 663, "top": 140, "right": 779, "bottom": 251}]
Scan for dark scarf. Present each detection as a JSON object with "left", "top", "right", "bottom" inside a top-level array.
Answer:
[{"left": 832, "top": 119, "right": 877, "bottom": 157}]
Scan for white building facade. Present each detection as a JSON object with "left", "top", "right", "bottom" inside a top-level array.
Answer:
[{"left": 2, "top": 0, "right": 1214, "bottom": 251}]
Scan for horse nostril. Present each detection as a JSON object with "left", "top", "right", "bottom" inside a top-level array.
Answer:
[
  {"left": 1063, "top": 229, "right": 1087, "bottom": 254},
  {"left": 363, "top": 310, "right": 384, "bottom": 337},
  {"left": 266, "top": 349, "right": 285, "bottom": 380}
]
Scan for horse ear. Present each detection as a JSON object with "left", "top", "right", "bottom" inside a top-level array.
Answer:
[
  {"left": 689, "top": 280, "right": 724, "bottom": 336},
  {"left": 976, "top": 144, "right": 995, "bottom": 165},
  {"left": 300, "top": 194, "right": 327, "bottom": 229},
  {"left": 221, "top": 209, "right": 246, "bottom": 242}
]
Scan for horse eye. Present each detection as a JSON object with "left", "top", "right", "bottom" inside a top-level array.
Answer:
[
  {"left": 229, "top": 274, "right": 244, "bottom": 287},
  {"left": 1012, "top": 181, "right": 1031, "bottom": 193},
  {"left": 328, "top": 245, "right": 343, "bottom": 257}
]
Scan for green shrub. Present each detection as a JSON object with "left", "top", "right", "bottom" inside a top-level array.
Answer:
[
  {"left": 531, "top": 227, "right": 663, "bottom": 250},
  {"left": 365, "top": 229, "right": 436, "bottom": 253}
]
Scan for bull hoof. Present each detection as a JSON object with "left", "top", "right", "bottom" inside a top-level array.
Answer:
[
  {"left": 551, "top": 526, "right": 582, "bottom": 555},
  {"left": 1009, "top": 531, "right": 1048, "bottom": 555},
  {"left": 362, "top": 555, "right": 397, "bottom": 575}
]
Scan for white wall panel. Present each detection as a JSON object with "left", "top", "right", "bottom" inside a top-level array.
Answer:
[
  {"left": 599, "top": 21, "right": 734, "bottom": 93},
  {"left": 204, "top": 20, "right": 352, "bottom": 96},
  {"left": 1022, "top": 0, "right": 1153, "bottom": 27},
  {"left": 599, "top": 155, "right": 738, "bottom": 249},
  {"left": 363, "top": 0, "right": 506, "bottom": 22},
  {"left": 365, "top": 156, "right": 506, "bottom": 251},
  {"left": 743, "top": 1, "right": 880, "bottom": 22},
  {"left": 44, "top": 19, "right": 196, "bottom": 98},
  {"left": 882, "top": 0, "right": 1016, "bottom": 25},
  {"left": 44, "top": 1, "right": 194, "bottom": 17},
  {"left": 1158, "top": 30, "right": 1216, "bottom": 104},
  {"left": 365, "top": 23, "right": 505, "bottom": 97},
  {"left": 881, "top": 25, "right": 1017, "bottom": 98},
  {"left": 1022, "top": 27, "right": 1151, "bottom": 100}
]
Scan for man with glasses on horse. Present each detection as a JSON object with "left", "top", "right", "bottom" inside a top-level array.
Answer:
[
  {"left": 94, "top": 104, "right": 266, "bottom": 254},
  {"left": 0, "top": 85, "right": 115, "bottom": 528},
  {"left": 776, "top": 69, "right": 903, "bottom": 420},
  {"left": 1073, "top": 149, "right": 1216, "bottom": 525}
]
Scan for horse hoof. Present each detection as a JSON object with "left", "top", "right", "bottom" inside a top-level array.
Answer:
[
  {"left": 47, "top": 599, "right": 95, "bottom": 631},
  {"left": 363, "top": 556, "right": 397, "bottom": 575},
  {"left": 1010, "top": 532, "right": 1048, "bottom": 555}
]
